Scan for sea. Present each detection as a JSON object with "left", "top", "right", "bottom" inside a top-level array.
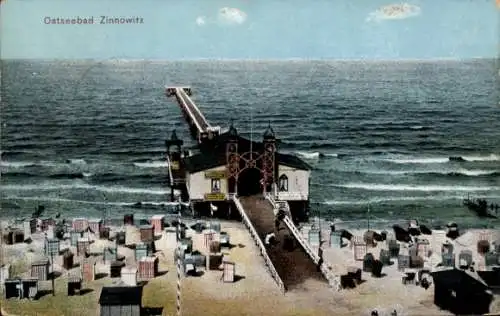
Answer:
[{"left": 1, "top": 59, "right": 499, "bottom": 229}]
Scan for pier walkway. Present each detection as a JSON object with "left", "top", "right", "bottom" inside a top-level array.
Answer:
[
  {"left": 165, "top": 86, "right": 220, "bottom": 144},
  {"left": 235, "top": 195, "right": 327, "bottom": 290}
]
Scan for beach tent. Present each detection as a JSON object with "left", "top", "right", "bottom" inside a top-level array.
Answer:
[
  {"left": 392, "top": 225, "right": 411, "bottom": 243},
  {"left": 432, "top": 268, "right": 493, "bottom": 315},
  {"left": 99, "top": 286, "right": 143, "bottom": 316}
]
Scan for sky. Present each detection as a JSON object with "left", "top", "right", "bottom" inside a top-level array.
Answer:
[{"left": 0, "top": 0, "right": 499, "bottom": 60}]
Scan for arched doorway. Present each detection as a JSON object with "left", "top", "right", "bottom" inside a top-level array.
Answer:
[{"left": 237, "top": 168, "right": 262, "bottom": 196}]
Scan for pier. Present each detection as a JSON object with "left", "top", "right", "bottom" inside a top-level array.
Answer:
[
  {"left": 165, "top": 86, "right": 339, "bottom": 293},
  {"left": 165, "top": 87, "right": 221, "bottom": 146}
]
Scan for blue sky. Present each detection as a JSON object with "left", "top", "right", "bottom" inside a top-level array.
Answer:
[{"left": 1, "top": 0, "right": 498, "bottom": 59}]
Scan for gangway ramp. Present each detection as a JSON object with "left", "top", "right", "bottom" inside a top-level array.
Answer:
[{"left": 237, "top": 195, "right": 327, "bottom": 290}]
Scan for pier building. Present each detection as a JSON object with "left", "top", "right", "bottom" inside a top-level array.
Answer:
[{"left": 165, "top": 86, "right": 339, "bottom": 292}]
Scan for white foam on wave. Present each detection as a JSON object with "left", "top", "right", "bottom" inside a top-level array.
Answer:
[
  {"left": 334, "top": 183, "right": 500, "bottom": 192},
  {"left": 67, "top": 159, "right": 87, "bottom": 164},
  {"left": 0, "top": 161, "right": 35, "bottom": 168},
  {"left": 322, "top": 195, "right": 472, "bottom": 205},
  {"left": 384, "top": 157, "right": 449, "bottom": 164},
  {"left": 129, "top": 201, "right": 180, "bottom": 206},
  {"left": 361, "top": 168, "right": 498, "bottom": 176},
  {"left": 382, "top": 154, "right": 499, "bottom": 164},
  {"left": 1, "top": 159, "right": 171, "bottom": 170},
  {"left": 1, "top": 160, "right": 81, "bottom": 168},
  {"left": 409, "top": 125, "right": 424, "bottom": 130},
  {"left": 461, "top": 154, "right": 499, "bottom": 161},
  {"left": 1, "top": 183, "right": 179, "bottom": 195},
  {"left": 296, "top": 151, "right": 338, "bottom": 159},
  {"left": 133, "top": 161, "right": 169, "bottom": 168},
  {"left": 3, "top": 196, "right": 186, "bottom": 206},
  {"left": 455, "top": 168, "right": 498, "bottom": 176}
]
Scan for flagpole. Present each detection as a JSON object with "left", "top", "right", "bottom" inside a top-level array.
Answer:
[{"left": 367, "top": 204, "right": 370, "bottom": 231}]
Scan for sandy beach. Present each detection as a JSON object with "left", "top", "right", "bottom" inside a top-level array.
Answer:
[{"left": 0, "top": 219, "right": 498, "bottom": 316}]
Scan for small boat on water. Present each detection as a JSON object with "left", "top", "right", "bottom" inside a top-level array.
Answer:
[{"left": 463, "top": 194, "right": 499, "bottom": 219}]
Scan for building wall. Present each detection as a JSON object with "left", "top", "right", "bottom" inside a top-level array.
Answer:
[
  {"left": 186, "top": 166, "right": 228, "bottom": 201},
  {"left": 276, "top": 166, "right": 310, "bottom": 201},
  {"left": 186, "top": 164, "right": 310, "bottom": 201}
]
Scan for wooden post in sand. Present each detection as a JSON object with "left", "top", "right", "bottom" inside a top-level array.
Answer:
[
  {"left": 176, "top": 202, "right": 182, "bottom": 316},
  {"left": 0, "top": 221, "right": 3, "bottom": 276},
  {"left": 51, "top": 249, "right": 55, "bottom": 296},
  {"left": 1, "top": 221, "right": 3, "bottom": 310}
]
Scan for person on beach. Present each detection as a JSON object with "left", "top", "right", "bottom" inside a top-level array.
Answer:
[
  {"left": 275, "top": 218, "right": 280, "bottom": 231},
  {"left": 317, "top": 247, "right": 324, "bottom": 272},
  {"left": 329, "top": 221, "right": 335, "bottom": 232},
  {"left": 260, "top": 179, "right": 266, "bottom": 199},
  {"left": 275, "top": 209, "right": 285, "bottom": 231},
  {"left": 265, "top": 232, "right": 276, "bottom": 246}
]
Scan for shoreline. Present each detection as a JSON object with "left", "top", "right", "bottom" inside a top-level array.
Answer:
[{"left": 0, "top": 212, "right": 499, "bottom": 231}]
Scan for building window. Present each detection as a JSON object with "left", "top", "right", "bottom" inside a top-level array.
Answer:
[
  {"left": 278, "top": 174, "right": 288, "bottom": 192},
  {"left": 211, "top": 179, "right": 221, "bottom": 193}
]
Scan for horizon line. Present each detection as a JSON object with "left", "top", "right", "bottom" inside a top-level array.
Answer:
[{"left": 1, "top": 56, "right": 498, "bottom": 62}]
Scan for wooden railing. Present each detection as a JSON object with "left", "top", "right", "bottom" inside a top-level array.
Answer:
[
  {"left": 179, "top": 89, "right": 210, "bottom": 130},
  {"left": 263, "top": 192, "right": 340, "bottom": 291},
  {"left": 282, "top": 215, "right": 340, "bottom": 291},
  {"left": 231, "top": 195, "right": 286, "bottom": 294},
  {"left": 175, "top": 88, "right": 204, "bottom": 133},
  {"left": 269, "top": 195, "right": 340, "bottom": 291},
  {"left": 283, "top": 216, "right": 318, "bottom": 263},
  {"left": 264, "top": 193, "right": 277, "bottom": 214}
]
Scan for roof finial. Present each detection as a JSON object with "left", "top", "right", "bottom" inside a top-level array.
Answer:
[
  {"left": 228, "top": 119, "right": 238, "bottom": 138},
  {"left": 263, "top": 120, "right": 275, "bottom": 139},
  {"left": 170, "top": 129, "right": 178, "bottom": 141}
]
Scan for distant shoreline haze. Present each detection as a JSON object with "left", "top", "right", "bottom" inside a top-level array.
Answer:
[{"left": 1, "top": 57, "right": 498, "bottom": 62}]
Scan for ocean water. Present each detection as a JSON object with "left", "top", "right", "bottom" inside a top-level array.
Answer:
[{"left": 1, "top": 59, "right": 499, "bottom": 228}]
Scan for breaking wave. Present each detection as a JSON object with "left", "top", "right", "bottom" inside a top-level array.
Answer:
[
  {"left": 0, "top": 161, "right": 38, "bottom": 168},
  {"left": 132, "top": 161, "right": 169, "bottom": 168},
  {"left": 322, "top": 195, "right": 470, "bottom": 205},
  {"left": 1, "top": 159, "right": 169, "bottom": 170},
  {"left": 66, "top": 158, "right": 87, "bottom": 164},
  {"left": 0, "top": 159, "right": 87, "bottom": 169},
  {"left": 332, "top": 183, "right": 500, "bottom": 192},
  {"left": 385, "top": 157, "right": 449, "bottom": 164},
  {"left": 1, "top": 170, "right": 167, "bottom": 185},
  {"left": 382, "top": 154, "right": 499, "bottom": 164},
  {"left": 360, "top": 169, "right": 499, "bottom": 177},
  {"left": 3, "top": 196, "right": 186, "bottom": 207},
  {"left": 295, "top": 151, "right": 338, "bottom": 159},
  {"left": 1, "top": 183, "right": 174, "bottom": 195},
  {"left": 461, "top": 154, "right": 500, "bottom": 161}
]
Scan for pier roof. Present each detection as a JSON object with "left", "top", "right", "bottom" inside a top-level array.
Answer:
[
  {"left": 205, "top": 131, "right": 268, "bottom": 153},
  {"left": 183, "top": 152, "right": 310, "bottom": 173},
  {"left": 184, "top": 133, "right": 311, "bottom": 174}
]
